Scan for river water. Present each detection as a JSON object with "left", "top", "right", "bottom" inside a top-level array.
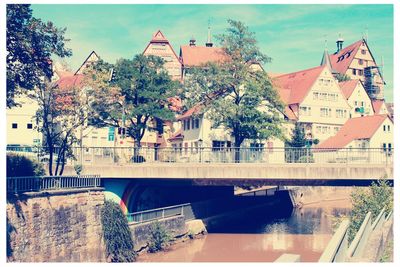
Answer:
[{"left": 138, "top": 198, "right": 351, "bottom": 262}]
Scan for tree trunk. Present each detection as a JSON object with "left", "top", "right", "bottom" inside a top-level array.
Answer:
[
  {"left": 48, "top": 146, "right": 54, "bottom": 176},
  {"left": 133, "top": 140, "right": 142, "bottom": 163},
  {"left": 234, "top": 138, "right": 243, "bottom": 163}
]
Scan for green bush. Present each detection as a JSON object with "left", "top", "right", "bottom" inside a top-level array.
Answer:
[
  {"left": 101, "top": 200, "right": 136, "bottom": 262},
  {"left": 6, "top": 153, "right": 45, "bottom": 177},
  {"left": 348, "top": 179, "right": 393, "bottom": 242},
  {"left": 148, "top": 221, "right": 171, "bottom": 253}
]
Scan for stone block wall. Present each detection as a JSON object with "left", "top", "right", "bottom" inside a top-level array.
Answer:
[
  {"left": 7, "top": 188, "right": 106, "bottom": 262},
  {"left": 129, "top": 215, "right": 186, "bottom": 251}
]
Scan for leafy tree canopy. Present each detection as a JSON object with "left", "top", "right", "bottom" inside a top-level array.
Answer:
[
  {"left": 184, "top": 19, "right": 284, "bottom": 148},
  {"left": 85, "top": 55, "right": 180, "bottom": 147},
  {"left": 7, "top": 4, "right": 72, "bottom": 107}
]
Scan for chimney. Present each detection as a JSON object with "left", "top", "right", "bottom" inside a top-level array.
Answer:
[
  {"left": 205, "top": 23, "right": 213, "bottom": 47},
  {"left": 336, "top": 33, "right": 344, "bottom": 53},
  {"left": 189, "top": 37, "right": 196, "bottom": 46}
]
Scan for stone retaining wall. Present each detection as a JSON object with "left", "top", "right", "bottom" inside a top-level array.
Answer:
[
  {"left": 129, "top": 215, "right": 186, "bottom": 251},
  {"left": 7, "top": 188, "right": 106, "bottom": 262}
]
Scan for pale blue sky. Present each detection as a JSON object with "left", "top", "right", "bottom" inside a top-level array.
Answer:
[{"left": 32, "top": 4, "right": 393, "bottom": 101}]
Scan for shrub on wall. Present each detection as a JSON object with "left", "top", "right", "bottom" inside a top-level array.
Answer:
[
  {"left": 148, "top": 221, "right": 171, "bottom": 253},
  {"left": 348, "top": 179, "right": 393, "bottom": 242},
  {"left": 101, "top": 200, "right": 136, "bottom": 262},
  {"left": 6, "top": 153, "right": 45, "bottom": 177}
]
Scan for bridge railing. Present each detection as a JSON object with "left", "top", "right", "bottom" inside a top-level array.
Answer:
[
  {"left": 126, "top": 203, "right": 194, "bottom": 224},
  {"left": 6, "top": 175, "right": 101, "bottom": 194},
  {"left": 7, "top": 145, "right": 394, "bottom": 165}
]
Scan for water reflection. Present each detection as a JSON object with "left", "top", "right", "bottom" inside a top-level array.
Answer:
[{"left": 137, "top": 199, "right": 351, "bottom": 262}]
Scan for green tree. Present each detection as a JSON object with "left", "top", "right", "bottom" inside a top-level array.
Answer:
[
  {"left": 286, "top": 122, "right": 307, "bottom": 148},
  {"left": 147, "top": 221, "right": 171, "bottom": 253},
  {"left": 101, "top": 200, "right": 136, "bottom": 262},
  {"left": 348, "top": 179, "right": 393, "bottom": 242},
  {"left": 85, "top": 55, "right": 179, "bottom": 154},
  {"left": 184, "top": 20, "right": 284, "bottom": 161},
  {"left": 36, "top": 80, "right": 93, "bottom": 176},
  {"left": 6, "top": 4, "right": 71, "bottom": 108}
]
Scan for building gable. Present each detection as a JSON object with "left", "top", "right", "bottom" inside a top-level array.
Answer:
[
  {"left": 300, "top": 66, "right": 350, "bottom": 124},
  {"left": 143, "top": 30, "right": 181, "bottom": 80},
  {"left": 75, "top": 51, "right": 100, "bottom": 75},
  {"left": 345, "top": 80, "right": 374, "bottom": 117}
]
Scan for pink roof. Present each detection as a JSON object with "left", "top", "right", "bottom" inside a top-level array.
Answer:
[
  {"left": 330, "top": 40, "right": 363, "bottom": 75},
  {"left": 56, "top": 74, "right": 84, "bottom": 89},
  {"left": 273, "top": 65, "right": 325, "bottom": 105},
  {"left": 168, "top": 96, "right": 183, "bottom": 112},
  {"left": 339, "top": 79, "right": 359, "bottom": 99},
  {"left": 372, "top": 99, "right": 385, "bottom": 114},
  {"left": 316, "top": 115, "right": 388, "bottom": 149},
  {"left": 176, "top": 103, "right": 203, "bottom": 120},
  {"left": 180, "top": 45, "right": 229, "bottom": 67}
]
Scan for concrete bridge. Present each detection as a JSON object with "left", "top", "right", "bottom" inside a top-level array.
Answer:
[{"left": 65, "top": 162, "right": 393, "bottom": 187}]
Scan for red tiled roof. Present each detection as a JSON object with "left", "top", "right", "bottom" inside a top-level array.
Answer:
[
  {"left": 316, "top": 114, "right": 388, "bottom": 149},
  {"left": 372, "top": 99, "right": 385, "bottom": 114},
  {"left": 329, "top": 40, "right": 363, "bottom": 75},
  {"left": 56, "top": 74, "right": 84, "bottom": 89},
  {"left": 339, "top": 79, "right": 359, "bottom": 99},
  {"left": 168, "top": 96, "right": 183, "bottom": 112},
  {"left": 268, "top": 72, "right": 285, "bottom": 79},
  {"left": 176, "top": 103, "right": 204, "bottom": 120},
  {"left": 273, "top": 65, "right": 325, "bottom": 105},
  {"left": 180, "top": 45, "right": 229, "bottom": 67}
]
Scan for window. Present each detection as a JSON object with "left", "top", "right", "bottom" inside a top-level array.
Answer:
[
  {"left": 187, "top": 119, "right": 191, "bottom": 130},
  {"left": 358, "top": 69, "right": 363, "bottom": 76},
  {"left": 361, "top": 49, "right": 366, "bottom": 55},
  {"left": 334, "top": 127, "right": 340, "bottom": 133},
  {"left": 336, "top": 109, "right": 344, "bottom": 118},
  {"left": 383, "top": 125, "right": 386, "bottom": 131},
  {"left": 354, "top": 101, "right": 358, "bottom": 106},
  {"left": 320, "top": 108, "right": 329, "bottom": 117},
  {"left": 352, "top": 69, "right": 357, "bottom": 75},
  {"left": 27, "top": 123, "right": 33, "bottom": 129},
  {"left": 388, "top": 143, "right": 392, "bottom": 152},
  {"left": 12, "top": 123, "right": 18, "bottom": 129},
  {"left": 313, "top": 92, "right": 318, "bottom": 100},
  {"left": 361, "top": 101, "right": 364, "bottom": 107},
  {"left": 383, "top": 143, "right": 387, "bottom": 152},
  {"left": 300, "top": 106, "right": 308, "bottom": 115},
  {"left": 358, "top": 59, "right": 364, "bottom": 65},
  {"left": 194, "top": 118, "right": 200, "bottom": 129},
  {"left": 388, "top": 125, "right": 391, "bottom": 132}
]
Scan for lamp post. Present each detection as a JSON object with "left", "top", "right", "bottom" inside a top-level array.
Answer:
[{"left": 198, "top": 139, "right": 203, "bottom": 163}]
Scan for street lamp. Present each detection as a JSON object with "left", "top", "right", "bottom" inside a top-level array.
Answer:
[{"left": 198, "top": 138, "right": 203, "bottom": 163}]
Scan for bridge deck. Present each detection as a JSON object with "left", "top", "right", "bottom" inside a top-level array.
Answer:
[{"left": 63, "top": 163, "right": 393, "bottom": 186}]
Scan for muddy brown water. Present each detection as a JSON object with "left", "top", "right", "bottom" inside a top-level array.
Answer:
[{"left": 137, "top": 199, "right": 352, "bottom": 262}]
